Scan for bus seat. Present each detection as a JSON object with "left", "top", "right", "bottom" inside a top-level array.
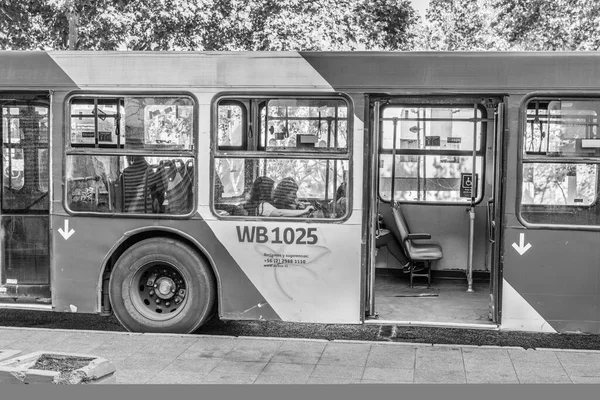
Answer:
[
  {"left": 391, "top": 201, "right": 443, "bottom": 288},
  {"left": 122, "top": 162, "right": 149, "bottom": 213}
]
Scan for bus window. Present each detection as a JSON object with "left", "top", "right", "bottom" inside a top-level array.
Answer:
[
  {"left": 66, "top": 155, "right": 194, "bottom": 214},
  {"left": 218, "top": 102, "right": 245, "bottom": 149},
  {"left": 213, "top": 95, "right": 352, "bottom": 219},
  {"left": 214, "top": 158, "right": 349, "bottom": 218},
  {"left": 70, "top": 96, "right": 193, "bottom": 150},
  {"left": 67, "top": 94, "right": 196, "bottom": 215},
  {"left": 259, "top": 98, "right": 348, "bottom": 151},
  {"left": 1, "top": 103, "right": 49, "bottom": 212},
  {"left": 71, "top": 98, "right": 124, "bottom": 147},
  {"left": 124, "top": 97, "right": 193, "bottom": 150},
  {"left": 521, "top": 98, "right": 600, "bottom": 226},
  {"left": 524, "top": 100, "right": 599, "bottom": 156},
  {"left": 379, "top": 105, "right": 485, "bottom": 203}
]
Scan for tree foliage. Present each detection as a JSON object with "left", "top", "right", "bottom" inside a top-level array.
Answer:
[
  {"left": 4, "top": 1, "right": 600, "bottom": 51},
  {"left": 492, "top": 0, "right": 600, "bottom": 50},
  {"left": 417, "top": 0, "right": 501, "bottom": 50},
  {"left": 418, "top": 0, "right": 600, "bottom": 51},
  {"left": 0, "top": 0, "right": 419, "bottom": 51}
]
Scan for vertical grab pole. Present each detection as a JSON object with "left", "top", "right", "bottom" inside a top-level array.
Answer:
[
  {"left": 467, "top": 105, "right": 477, "bottom": 293},
  {"left": 367, "top": 101, "right": 381, "bottom": 317}
]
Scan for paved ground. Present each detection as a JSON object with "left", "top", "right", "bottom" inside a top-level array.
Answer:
[{"left": 2, "top": 327, "right": 600, "bottom": 384}]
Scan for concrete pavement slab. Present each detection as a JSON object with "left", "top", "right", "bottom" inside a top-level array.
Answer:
[
  {"left": 148, "top": 369, "right": 215, "bottom": 384},
  {"left": 416, "top": 346, "right": 464, "bottom": 364},
  {"left": 116, "top": 368, "right": 159, "bottom": 384},
  {"left": 160, "top": 357, "right": 221, "bottom": 375},
  {"left": 270, "top": 340, "right": 326, "bottom": 364},
  {"left": 177, "top": 337, "right": 238, "bottom": 359},
  {"left": 254, "top": 374, "right": 311, "bottom": 384},
  {"left": 317, "top": 342, "right": 371, "bottom": 366},
  {"left": 414, "top": 368, "right": 467, "bottom": 384},
  {"left": 366, "top": 344, "right": 416, "bottom": 369},
  {"left": 117, "top": 353, "right": 177, "bottom": 371},
  {"left": 462, "top": 348, "right": 518, "bottom": 383},
  {"left": 224, "top": 339, "right": 284, "bottom": 363},
  {"left": 511, "top": 362, "right": 571, "bottom": 384},
  {"left": 28, "top": 332, "right": 113, "bottom": 354},
  {"left": 464, "top": 370, "right": 520, "bottom": 384},
  {"left": 210, "top": 359, "right": 268, "bottom": 376},
  {"left": 310, "top": 364, "right": 364, "bottom": 380},
  {"left": 508, "top": 348, "right": 560, "bottom": 363},
  {"left": 255, "top": 362, "right": 315, "bottom": 384},
  {"left": 199, "top": 373, "right": 258, "bottom": 384},
  {"left": 559, "top": 364, "right": 600, "bottom": 378},
  {"left": 307, "top": 376, "right": 362, "bottom": 384},
  {"left": 570, "top": 376, "right": 600, "bottom": 383},
  {"left": 0, "top": 329, "right": 34, "bottom": 348},
  {"left": 362, "top": 366, "right": 414, "bottom": 383},
  {"left": 555, "top": 351, "right": 600, "bottom": 365}
]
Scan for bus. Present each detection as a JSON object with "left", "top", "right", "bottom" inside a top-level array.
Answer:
[{"left": 1, "top": 51, "right": 598, "bottom": 335}]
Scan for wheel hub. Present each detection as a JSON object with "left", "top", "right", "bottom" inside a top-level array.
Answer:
[
  {"left": 132, "top": 263, "right": 188, "bottom": 318},
  {"left": 154, "top": 277, "right": 176, "bottom": 300}
]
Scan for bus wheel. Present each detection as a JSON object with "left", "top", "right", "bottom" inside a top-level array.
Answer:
[{"left": 109, "top": 238, "right": 216, "bottom": 333}]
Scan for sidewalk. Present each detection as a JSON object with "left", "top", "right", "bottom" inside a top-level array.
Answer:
[{"left": 1, "top": 327, "right": 600, "bottom": 384}]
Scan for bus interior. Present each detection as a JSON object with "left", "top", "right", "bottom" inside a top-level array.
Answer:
[{"left": 365, "top": 96, "right": 502, "bottom": 328}]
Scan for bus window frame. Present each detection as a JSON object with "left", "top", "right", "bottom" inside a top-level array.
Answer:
[
  {"left": 1, "top": 98, "right": 51, "bottom": 214},
  {"left": 378, "top": 101, "right": 488, "bottom": 206},
  {"left": 63, "top": 91, "right": 199, "bottom": 219},
  {"left": 517, "top": 92, "right": 600, "bottom": 231},
  {"left": 217, "top": 99, "right": 248, "bottom": 151},
  {"left": 210, "top": 92, "right": 354, "bottom": 222}
]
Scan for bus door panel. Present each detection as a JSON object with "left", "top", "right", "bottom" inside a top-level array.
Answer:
[
  {"left": 0, "top": 94, "right": 51, "bottom": 301},
  {"left": 501, "top": 96, "right": 600, "bottom": 333},
  {"left": 487, "top": 101, "right": 506, "bottom": 323}
]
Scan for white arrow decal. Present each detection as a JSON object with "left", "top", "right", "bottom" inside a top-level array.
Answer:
[
  {"left": 58, "top": 219, "right": 75, "bottom": 240},
  {"left": 512, "top": 233, "right": 531, "bottom": 255}
]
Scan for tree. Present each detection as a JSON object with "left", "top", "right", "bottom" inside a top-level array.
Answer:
[
  {"left": 353, "top": 0, "right": 421, "bottom": 50},
  {"left": 416, "top": 0, "right": 500, "bottom": 50},
  {"left": 0, "top": 0, "right": 420, "bottom": 51},
  {"left": 492, "top": 0, "right": 600, "bottom": 50},
  {"left": 0, "top": 0, "right": 133, "bottom": 50}
]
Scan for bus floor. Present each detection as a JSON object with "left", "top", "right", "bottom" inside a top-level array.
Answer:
[{"left": 372, "top": 269, "right": 494, "bottom": 328}]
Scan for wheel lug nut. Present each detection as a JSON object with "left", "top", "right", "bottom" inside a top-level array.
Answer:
[
  {"left": 165, "top": 302, "right": 170, "bottom": 306},
  {"left": 149, "top": 290, "right": 155, "bottom": 296},
  {"left": 155, "top": 299, "right": 160, "bottom": 304}
]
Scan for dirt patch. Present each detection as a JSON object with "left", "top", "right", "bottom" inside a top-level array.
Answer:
[{"left": 31, "top": 354, "right": 95, "bottom": 374}]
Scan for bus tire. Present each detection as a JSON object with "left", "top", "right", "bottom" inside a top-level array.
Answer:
[{"left": 109, "top": 237, "right": 216, "bottom": 334}]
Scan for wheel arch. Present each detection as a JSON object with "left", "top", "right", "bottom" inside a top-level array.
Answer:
[{"left": 98, "top": 226, "right": 221, "bottom": 317}]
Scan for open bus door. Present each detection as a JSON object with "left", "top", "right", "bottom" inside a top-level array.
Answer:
[
  {"left": 366, "top": 96, "right": 504, "bottom": 328},
  {"left": 0, "top": 93, "right": 51, "bottom": 306},
  {"left": 487, "top": 101, "right": 505, "bottom": 324}
]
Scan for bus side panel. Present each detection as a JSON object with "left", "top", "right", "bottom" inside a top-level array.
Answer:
[
  {"left": 50, "top": 215, "right": 281, "bottom": 321},
  {"left": 501, "top": 97, "right": 600, "bottom": 334},
  {"left": 204, "top": 218, "right": 363, "bottom": 324},
  {"left": 503, "top": 223, "right": 600, "bottom": 333}
]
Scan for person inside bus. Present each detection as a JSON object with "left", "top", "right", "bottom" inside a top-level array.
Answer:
[
  {"left": 272, "top": 177, "right": 303, "bottom": 209},
  {"left": 251, "top": 176, "right": 313, "bottom": 217},
  {"left": 330, "top": 181, "right": 348, "bottom": 218},
  {"left": 214, "top": 174, "right": 247, "bottom": 216},
  {"left": 244, "top": 176, "right": 275, "bottom": 216},
  {"left": 122, "top": 155, "right": 166, "bottom": 213}
]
